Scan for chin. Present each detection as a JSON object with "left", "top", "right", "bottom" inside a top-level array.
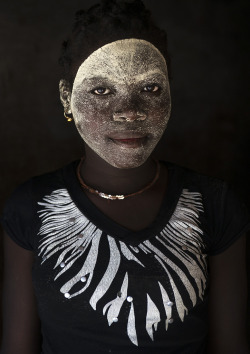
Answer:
[{"left": 102, "top": 154, "right": 150, "bottom": 170}]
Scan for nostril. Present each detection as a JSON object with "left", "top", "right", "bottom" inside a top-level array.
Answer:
[
  {"left": 113, "top": 112, "right": 128, "bottom": 121},
  {"left": 136, "top": 112, "right": 147, "bottom": 121},
  {"left": 113, "top": 111, "right": 146, "bottom": 122}
]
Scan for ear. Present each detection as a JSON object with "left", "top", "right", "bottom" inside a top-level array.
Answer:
[{"left": 59, "top": 79, "right": 72, "bottom": 114}]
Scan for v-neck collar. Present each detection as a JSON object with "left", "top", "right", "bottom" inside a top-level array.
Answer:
[{"left": 62, "top": 160, "right": 185, "bottom": 245}]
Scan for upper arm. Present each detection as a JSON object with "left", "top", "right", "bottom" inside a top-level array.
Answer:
[
  {"left": 208, "top": 234, "right": 249, "bottom": 354},
  {"left": 1, "top": 232, "right": 41, "bottom": 354}
]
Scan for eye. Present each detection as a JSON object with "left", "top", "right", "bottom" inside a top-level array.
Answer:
[
  {"left": 142, "top": 84, "right": 160, "bottom": 93},
  {"left": 92, "top": 87, "right": 112, "bottom": 95}
]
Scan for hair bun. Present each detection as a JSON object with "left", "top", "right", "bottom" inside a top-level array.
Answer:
[{"left": 59, "top": 0, "right": 171, "bottom": 85}]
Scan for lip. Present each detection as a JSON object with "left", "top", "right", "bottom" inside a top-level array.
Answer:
[
  {"left": 111, "top": 137, "right": 147, "bottom": 148},
  {"left": 108, "top": 131, "right": 149, "bottom": 148},
  {"left": 108, "top": 131, "right": 148, "bottom": 139}
]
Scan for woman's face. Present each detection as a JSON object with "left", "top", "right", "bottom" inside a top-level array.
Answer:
[{"left": 71, "top": 39, "right": 171, "bottom": 169}]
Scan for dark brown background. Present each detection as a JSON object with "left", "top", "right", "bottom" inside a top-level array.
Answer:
[{"left": 0, "top": 0, "right": 249, "bottom": 345}]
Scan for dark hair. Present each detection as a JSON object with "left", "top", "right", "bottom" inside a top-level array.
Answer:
[{"left": 59, "top": 0, "right": 171, "bottom": 88}]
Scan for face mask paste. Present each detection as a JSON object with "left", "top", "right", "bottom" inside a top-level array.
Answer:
[{"left": 71, "top": 38, "right": 171, "bottom": 169}]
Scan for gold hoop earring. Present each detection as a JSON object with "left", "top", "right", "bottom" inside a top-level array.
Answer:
[{"left": 64, "top": 112, "right": 73, "bottom": 122}]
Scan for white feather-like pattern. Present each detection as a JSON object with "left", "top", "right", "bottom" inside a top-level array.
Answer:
[{"left": 37, "top": 188, "right": 207, "bottom": 346}]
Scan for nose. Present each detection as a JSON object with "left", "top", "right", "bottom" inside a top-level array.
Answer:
[{"left": 113, "top": 110, "right": 147, "bottom": 122}]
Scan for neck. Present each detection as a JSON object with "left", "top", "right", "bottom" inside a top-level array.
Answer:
[{"left": 80, "top": 146, "right": 157, "bottom": 195}]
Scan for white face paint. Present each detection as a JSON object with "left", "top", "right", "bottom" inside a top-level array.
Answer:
[{"left": 71, "top": 39, "right": 171, "bottom": 169}]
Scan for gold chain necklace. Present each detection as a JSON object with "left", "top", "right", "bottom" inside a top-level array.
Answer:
[{"left": 76, "top": 158, "right": 161, "bottom": 200}]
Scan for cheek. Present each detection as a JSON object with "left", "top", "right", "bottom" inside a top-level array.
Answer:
[
  {"left": 72, "top": 95, "right": 112, "bottom": 134},
  {"left": 73, "top": 93, "right": 113, "bottom": 120},
  {"left": 146, "top": 96, "right": 171, "bottom": 123},
  {"left": 77, "top": 119, "right": 99, "bottom": 136}
]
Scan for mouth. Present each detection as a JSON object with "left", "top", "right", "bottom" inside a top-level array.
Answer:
[{"left": 108, "top": 131, "right": 149, "bottom": 148}]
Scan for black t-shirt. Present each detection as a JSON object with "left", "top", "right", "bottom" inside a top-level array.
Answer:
[{"left": 1, "top": 160, "right": 250, "bottom": 354}]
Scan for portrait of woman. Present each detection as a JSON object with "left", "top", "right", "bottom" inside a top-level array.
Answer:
[{"left": 0, "top": 0, "right": 249, "bottom": 353}]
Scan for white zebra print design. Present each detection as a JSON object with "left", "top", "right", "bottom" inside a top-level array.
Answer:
[{"left": 37, "top": 188, "right": 207, "bottom": 346}]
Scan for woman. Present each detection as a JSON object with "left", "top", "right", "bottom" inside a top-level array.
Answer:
[{"left": 1, "top": 0, "right": 249, "bottom": 353}]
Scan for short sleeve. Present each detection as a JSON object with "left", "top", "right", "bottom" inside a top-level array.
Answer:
[
  {"left": 208, "top": 182, "right": 250, "bottom": 255},
  {"left": 0, "top": 179, "right": 36, "bottom": 250}
]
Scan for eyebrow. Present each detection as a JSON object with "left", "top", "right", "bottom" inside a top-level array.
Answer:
[
  {"left": 132, "top": 70, "right": 167, "bottom": 81},
  {"left": 81, "top": 77, "right": 113, "bottom": 83},
  {"left": 80, "top": 70, "right": 167, "bottom": 85}
]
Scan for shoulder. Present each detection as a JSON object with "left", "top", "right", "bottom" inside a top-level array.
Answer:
[
  {"left": 166, "top": 160, "right": 249, "bottom": 219},
  {"left": 165, "top": 160, "right": 226, "bottom": 196},
  {"left": 4, "top": 160, "right": 78, "bottom": 207},
  {"left": 172, "top": 163, "right": 248, "bottom": 214},
  {"left": 163, "top": 160, "right": 250, "bottom": 255},
  {"left": 1, "top": 161, "right": 79, "bottom": 250}
]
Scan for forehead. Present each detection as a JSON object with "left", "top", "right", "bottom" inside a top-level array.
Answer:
[{"left": 73, "top": 39, "right": 168, "bottom": 86}]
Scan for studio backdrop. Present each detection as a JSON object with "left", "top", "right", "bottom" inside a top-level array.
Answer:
[{"left": 0, "top": 0, "right": 249, "bottom": 344}]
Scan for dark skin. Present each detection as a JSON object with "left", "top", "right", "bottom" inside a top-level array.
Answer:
[
  {"left": 208, "top": 235, "right": 249, "bottom": 354},
  {"left": 1, "top": 236, "right": 41, "bottom": 354},
  {"left": 80, "top": 145, "right": 168, "bottom": 231},
  {"left": 1, "top": 145, "right": 249, "bottom": 353}
]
